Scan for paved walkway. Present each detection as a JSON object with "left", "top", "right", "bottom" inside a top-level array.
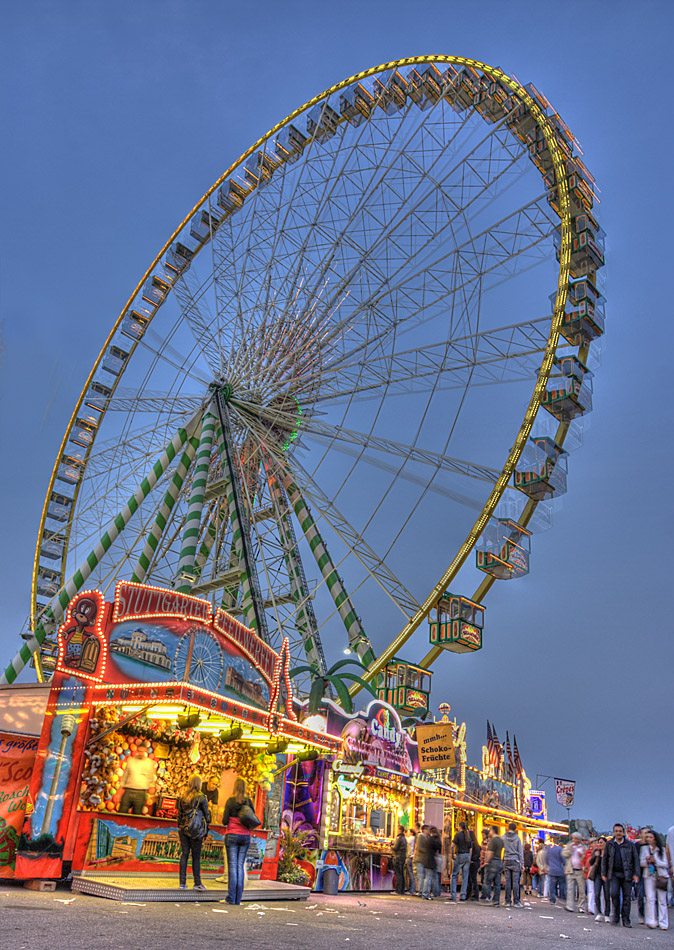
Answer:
[{"left": 1, "top": 884, "right": 667, "bottom": 949}]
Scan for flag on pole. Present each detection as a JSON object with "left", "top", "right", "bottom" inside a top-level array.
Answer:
[
  {"left": 491, "top": 723, "right": 503, "bottom": 768},
  {"left": 506, "top": 731, "right": 515, "bottom": 774},
  {"left": 487, "top": 721, "right": 498, "bottom": 768},
  {"left": 513, "top": 734, "right": 524, "bottom": 777}
]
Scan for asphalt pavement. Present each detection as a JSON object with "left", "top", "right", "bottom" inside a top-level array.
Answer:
[{"left": 1, "top": 885, "right": 669, "bottom": 950}]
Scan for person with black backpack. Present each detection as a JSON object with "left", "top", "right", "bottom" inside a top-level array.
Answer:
[
  {"left": 222, "top": 777, "right": 259, "bottom": 904},
  {"left": 177, "top": 774, "right": 211, "bottom": 891}
]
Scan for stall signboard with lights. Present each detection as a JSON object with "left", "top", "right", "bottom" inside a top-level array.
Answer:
[
  {"left": 296, "top": 700, "right": 452, "bottom": 892},
  {"left": 13, "top": 582, "right": 339, "bottom": 883}
]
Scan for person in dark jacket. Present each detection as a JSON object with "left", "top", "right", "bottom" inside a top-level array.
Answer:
[
  {"left": 523, "top": 842, "right": 534, "bottom": 896},
  {"left": 450, "top": 821, "right": 472, "bottom": 901},
  {"left": 482, "top": 826, "right": 505, "bottom": 905},
  {"left": 421, "top": 826, "right": 442, "bottom": 900},
  {"left": 392, "top": 825, "right": 407, "bottom": 894},
  {"left": 177, "top": 774, "right": 211, "bottom": 890},
  {"left": 602, "top": 823, "right": 640, "bottom": 927},
  {"left": 222, "top": 777, "right": 256, "bottom": 904},
  {"left": 414, "top": 824, "right": 429, "bottom": 897},
  {"left": 466, "top": 830, "right": 481, "bottom": 901}
]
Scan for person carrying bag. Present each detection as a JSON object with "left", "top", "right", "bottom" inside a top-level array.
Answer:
[
  {"left": 177, "top": 774, "right": 211, "bottom": 891},
  {"left": 222, "top": 777, "right": 258, "bottom": 904}
]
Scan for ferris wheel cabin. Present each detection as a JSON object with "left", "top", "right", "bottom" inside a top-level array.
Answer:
[
  {"left": 514, "top": 436, "right": 568, "bottom": 500},
  {"left": 541, "top": 356, "right": 593, "bottom": 422},
  {"left": 476, "top": 519, "right": 531, "bottom": 579},
  {"left": 429, "top": 594, "right": 484, "bottom": 653},
  {"left": 375, "top": 659, "right": 432, "bottom": 716},
  {"left": 557, "top": 278, "right": 605, "bottom": 347}
]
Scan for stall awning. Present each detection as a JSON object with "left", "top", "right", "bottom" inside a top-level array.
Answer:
[{"left": 90, "top": 680, "right": 341, "bottom": 753}]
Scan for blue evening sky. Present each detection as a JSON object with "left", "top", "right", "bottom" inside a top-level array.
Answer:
[{"left": 1, "top": 0, "right": 672, "bottom": 832}]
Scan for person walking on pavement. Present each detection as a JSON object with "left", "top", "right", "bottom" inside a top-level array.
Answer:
[
  {"left": 590, "top": 837, "right": 609, "bottom": 921},
  {"left": 634, "top": 827, "right": 649, "bottom": 924},
  {"left": 482, "top": 826, "right": 505, "bottom": 906},
  {"left": 222, "top": 777, "right": 256, "bottom": 905},
  {"left": 523, "top": 840, "right": 534, "bottom": 896},
  {"left": 177, "top": 774, "right": 211, "bottom": 891},
  {"left": 602, "top": 822, "right": 640, "bottom": 927},
  {"left": 421, "top": 826, "right": 441, "bottom": 900},
  {"left": 667, "top": 825, "right": 674, "bottom": 910},
  {"left": 392, "top": 824, "right": 407, "bottom": 895},
  {"left": 563, "top": 831, "right": 587, "bottom": 913},
  {"left": 450, "top": 821, "right": 472, "bottom": 902},
  {"left": 547, "top": 839, "right": 567, "bottom": 906},
  {"left": 536, "top": 839, "right": 549, "bottom": 898},
  {"left": 640, "top": 830, "right": 669, "bottom": 930},
  {"left": 405, "top": 826, "right": 416, "bottom": 894},
  {"left": 466, "top": 829, "right": 481, "bottom": 901},
  {"left": 414, "top": 824, "right": 429, "bottom": 897},
  {"left": 478, "top": 830, "right": 489, "bottom": 896},
  {"left": 503, "top": 822, "right": 524, "bottom": 907}
]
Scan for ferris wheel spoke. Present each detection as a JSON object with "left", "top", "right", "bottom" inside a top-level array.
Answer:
[
  {"left": 277, "top": 452, "right": 419, "bottom": 620},
  {"left": 324, "top": 439, "right": 487, "bottom": 511},
  {"left": 209, "top": 94, "right": 524, "bottom": 375},
  {"left": 313, "top": 316, "right": 553, "bottom": 404},
  {"left": 299, "top": 420, "right": 500, "bottom": 484},
  {"left": 285, "top": 194, "right": 554, "bottom": 388},
  {"left": 213, "top": 93, "right": 423, "bottom": 365}
]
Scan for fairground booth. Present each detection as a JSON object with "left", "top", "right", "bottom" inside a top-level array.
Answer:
[
  {"left": 287, "top": 699, "right": 453, "bottom": 892},
  {"left": 14, "top": 582, "right": 339, "bottom": 897}
]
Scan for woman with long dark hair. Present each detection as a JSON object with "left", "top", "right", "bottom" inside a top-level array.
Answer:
[
  {"left": 223, "top": 777, "right": 256, "bottom": 905},
  {"left": 177, "top": 774, "right": 211, "bottom": 891},
  {"left": 641, "top": 830, "right": 669, "bottom": 930}
]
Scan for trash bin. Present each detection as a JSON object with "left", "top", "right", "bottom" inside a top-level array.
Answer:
[{"left": 323, "top": 866, "right": 339, "bottom": 895}]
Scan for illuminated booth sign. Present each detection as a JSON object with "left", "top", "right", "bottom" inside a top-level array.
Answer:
[{"left": 15, "top": 582, "right": 340, "bottom": 882}]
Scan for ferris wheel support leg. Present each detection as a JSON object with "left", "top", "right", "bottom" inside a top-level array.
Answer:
[
  {"left": 281, "top": 472, "right": 376, "bottom": 669},
  {"left": 266, "top": 464, "right": 328, "bottom": 676},
  {"left": 130, "top": 433, "right": 201, "bottom": 584},
  {"left": 174, "top": 408, "right": 217, "bottom": 591},
  {"left": 213, "top": 395, "right": 269, "bottom": 641},
  {"left": 2, "top": 416, "right": 200, "bottom": 685}
]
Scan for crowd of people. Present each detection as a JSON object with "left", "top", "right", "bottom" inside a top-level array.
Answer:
[{"left": 393, "top": 821, "right": 673, "bottom": 932}]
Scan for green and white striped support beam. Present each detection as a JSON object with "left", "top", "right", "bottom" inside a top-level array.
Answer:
[
  {"left": 130, "top": 433, "right": 201, "bottom": 583},
  {"left": 174, "top": 408, "right": 216, "bottom": 591},
  {"left": 2, "top": 416, "right": 200, "bottom": 686},
  {"left": 213, "top": 396, "right": 268, "bottom": 640},
  {"left": 267, "top": 466, "right": 327, "bottom": 675},
  {"left": 194, "top": 507, "right": 219, "bottom": 578},
  {"left": 282, "top": 472, "right": 376, "bottom": 668}
]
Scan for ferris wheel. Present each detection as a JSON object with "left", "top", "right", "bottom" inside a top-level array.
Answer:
[
  {"left": 6, "top": 55, "right": 604, "bottom": 694},
  {"left": 173, "top": 627, "right": 224, "bottom": 693}
]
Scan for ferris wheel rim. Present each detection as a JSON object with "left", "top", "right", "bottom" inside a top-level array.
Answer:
[{"left": 30, "top": 54, "right": 576, "bottom": 686}]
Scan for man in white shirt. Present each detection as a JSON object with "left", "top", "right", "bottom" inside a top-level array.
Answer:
[{"left": 120, "top": 747, "right": 157, "bottom": 815}]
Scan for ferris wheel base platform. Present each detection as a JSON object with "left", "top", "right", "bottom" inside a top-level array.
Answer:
[{"left": 71, "top": 871, "right": 310, "bottom": 902}]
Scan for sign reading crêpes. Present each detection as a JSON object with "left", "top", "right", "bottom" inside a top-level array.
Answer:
[{"left": 416, "top": 722, "right": 456, "bottom": 769}]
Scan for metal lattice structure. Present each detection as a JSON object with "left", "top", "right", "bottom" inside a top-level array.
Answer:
[{"left": 3, "top": 56, "right": 604, "bottom": 692}]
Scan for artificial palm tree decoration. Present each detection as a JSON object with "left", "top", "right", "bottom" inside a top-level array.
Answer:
[{"left": 289, "top": 658, "right": 377, "bottom": 714}]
